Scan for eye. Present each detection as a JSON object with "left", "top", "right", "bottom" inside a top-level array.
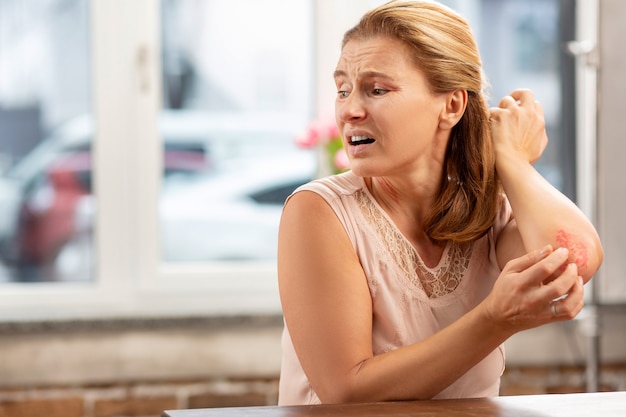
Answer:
[
  {"left": 372, "top": 88, "right": 388, "bottom": 96},
  {"left": 337, "top": 90, "right": 350, "bottom": 98}
]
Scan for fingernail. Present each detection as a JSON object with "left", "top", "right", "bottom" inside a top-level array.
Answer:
[
  {"left": 556, "top": 247, "right": 569, "bottom": 257},
  {"left": 578, "top": 276, "right": 584, "bottom": 286},
  {"left": 539, "top": 245, "right": 552, "bottom": 257}
]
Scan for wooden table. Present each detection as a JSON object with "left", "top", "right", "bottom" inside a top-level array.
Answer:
[{"left": 163, "top": 391, "right": 626, "bottom": 417}]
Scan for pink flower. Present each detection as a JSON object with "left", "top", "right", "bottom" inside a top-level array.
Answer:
[
  {"left": 296, "top": 118, "right": 340, "bottom": 148},
  {"left": 295, "top": 125, "right": 321, "bottom": 148},
  {"left": 297, "top": 117, "right": 348, "bottom": 175},
  {"left": 333, "top": 149, "right": 350, "bottom": 172},
  {"left": 326, "top": 122, "right": 339, "bottom": 140}
]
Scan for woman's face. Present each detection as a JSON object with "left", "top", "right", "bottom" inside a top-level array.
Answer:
[{"left": 334, "top": 36, "right": 450, "bottom": 178}]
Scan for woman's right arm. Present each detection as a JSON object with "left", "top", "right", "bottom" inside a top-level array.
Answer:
[
  {"left": 278, "top": 190, "right": 376, "bottom": 402},
  {"left": 277, "top": 190, "right": 581, "bottom": 403}
]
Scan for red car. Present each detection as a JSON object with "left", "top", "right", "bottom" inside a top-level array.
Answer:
[{"left": 10, "top": 148, "right": 209, "bottom": 282}]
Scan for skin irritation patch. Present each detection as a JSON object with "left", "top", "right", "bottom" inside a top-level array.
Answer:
[{"left": 556, "top": 229, "right": 589, "bottom": 270}]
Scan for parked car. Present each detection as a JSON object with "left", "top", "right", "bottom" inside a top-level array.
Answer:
[
  {"left": 159, "top": 151, "right": 315, "bottom": 262},
  {"left": 0, "top": 111, "right": 307, "bottom": 281},
  {"left": 11, "top": 152, "right": 92, "bottom": 280},
  {"left": 49, "top": 150, "right": 315, "bottom": 281}
]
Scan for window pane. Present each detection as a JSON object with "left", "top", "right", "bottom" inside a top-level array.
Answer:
[
  {"left": 480, "top": 0, "right": 566, "bottom": 192},
  {"left": 159, "top": 0, "right": 316, "bottom": 263},
  {"left": 446, "top": 0, "right": 570, "bottom": 195},
  {"left": 0, "top": 0, "right": 93, "bottom": 283}
]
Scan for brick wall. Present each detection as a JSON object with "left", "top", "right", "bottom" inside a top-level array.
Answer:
[
  {"left": 1, "top": 365, "right": 626, "bottom": 417},
  {"left": 500, "top": 363, "right": 626, "bottom": 395},
  {"left": 0, "top": 314, "right": 624, "bottom": 417},
  {"left": 0, "top": 378, "right": 279, "bottom": 417}
]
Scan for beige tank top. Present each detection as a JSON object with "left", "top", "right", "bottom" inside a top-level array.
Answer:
[{"left": 278, "top": 171, "right": 511, "bottom": 405}]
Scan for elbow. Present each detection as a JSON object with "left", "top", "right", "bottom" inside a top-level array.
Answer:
[
  {"left": 555, "top": 228, "right": 603, "bottom": 284},
  {"left": 313, "top": 361, "right": 375, "bottom": 404},
  {"left": 315, "top": 379, "right": 365, "bottom": 405},
  {"left": 315, "top": 389, "right": 353, "bottom": 405},
  {"left": 314, "top": 370, "right": 398, "bottom": 404},
  {"left": 577, "top": 236, "right": 604, "bottom": 284}
]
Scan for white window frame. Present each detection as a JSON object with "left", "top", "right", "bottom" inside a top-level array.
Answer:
[
  {"left": 0, "top": 0, "right": 594, "bottom": 322},
  {"left": 0, "top": 0, "right": 381, "bottom": 322},
  {"left": 91, "top": 0, "right": 277, "bottom": 317}
]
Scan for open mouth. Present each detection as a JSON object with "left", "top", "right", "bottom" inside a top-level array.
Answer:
[{"left": 350, "top": 135, "right": 376, "bottom": 145}]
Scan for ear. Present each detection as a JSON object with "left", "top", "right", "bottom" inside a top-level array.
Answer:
[{"left": 439, "top": 89, "right": 467, "bottom": 130}]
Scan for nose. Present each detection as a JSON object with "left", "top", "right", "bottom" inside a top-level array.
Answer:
[{"left": 336, "top": 92, "right": 366, "bottom": 124}]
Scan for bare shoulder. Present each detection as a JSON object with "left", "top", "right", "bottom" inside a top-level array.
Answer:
[
  {"left": 278, "top": 187, "right": 366, "bottom": 309},
  {"left": 279, "top": 189, "right": 354, "bottom": 267},
  {"left": 281, "top": 189, "right": 337, "bottom": 225}
]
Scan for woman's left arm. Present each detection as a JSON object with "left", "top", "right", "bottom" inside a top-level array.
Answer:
[{"left": 491, "top": 89, "right": 603, "bottom": 283}]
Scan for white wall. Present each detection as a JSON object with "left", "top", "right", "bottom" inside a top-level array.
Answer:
[{"left": 596, "top": 0, "right": 626, "bottom": 303}]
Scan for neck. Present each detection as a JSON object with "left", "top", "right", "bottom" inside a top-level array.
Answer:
[{"left": 366, "top": 175, "right": 439, "bottom": 225}]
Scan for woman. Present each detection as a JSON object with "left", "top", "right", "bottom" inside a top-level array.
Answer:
[{"left": 277, "top": 0, "right": 603, "bottom": 405}]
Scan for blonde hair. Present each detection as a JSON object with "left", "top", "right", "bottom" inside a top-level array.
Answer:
[{"left": 343, "top": 0, "right": 499, "bottom": 243}]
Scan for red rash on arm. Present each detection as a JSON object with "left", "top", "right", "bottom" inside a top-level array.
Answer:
[{"left": 556, "top": 229, "right": 589, "bottom": 270}]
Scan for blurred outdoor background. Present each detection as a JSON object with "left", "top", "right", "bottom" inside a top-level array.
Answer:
[{"left": 0, "top": 1, "right": 624, "bottom": 417}]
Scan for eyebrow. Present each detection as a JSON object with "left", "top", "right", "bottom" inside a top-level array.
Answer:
[{"left": 333, "top": 69, "right": 393, "bottom": 80}]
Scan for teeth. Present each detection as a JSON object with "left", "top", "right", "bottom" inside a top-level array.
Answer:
[{"left": 350, "top": 136, "right": 374, "bottom": 145}]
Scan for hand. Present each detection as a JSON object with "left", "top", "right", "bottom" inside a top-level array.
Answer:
[
  {"left": 482, "top": 245, "right": 585, "bottom": 334},
  {"left": 490, "top": 89, "right": 548, "bottom": 166}
]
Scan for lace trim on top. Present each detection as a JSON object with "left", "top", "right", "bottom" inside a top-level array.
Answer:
[{"left": 354, "top": 189, "right": 473, "bottom": 299}]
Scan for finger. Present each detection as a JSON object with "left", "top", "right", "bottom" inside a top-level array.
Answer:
[
  {"left": 504, "top": 245, "right": 553, "bottom": 273},
  {"left": 498, "top": 95, "right": 517, "bottom": 109},
  {"left": 489, "top": 107, "right": 505, "bottom": 122},
  {"left": 543, "top": 262, "right": 579, "bottom": 301},
  {"left": 509, "top": 89, "right": 534, "bottom": 105},
  {"left": 552, "top": 276, "right": 585, "bottom": 320},
  {"left": 518, "top": 247, "right": 570, "bottom": 287},
  {"left": 534, "top": 99, "right": 545, "bottom": 117}
]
